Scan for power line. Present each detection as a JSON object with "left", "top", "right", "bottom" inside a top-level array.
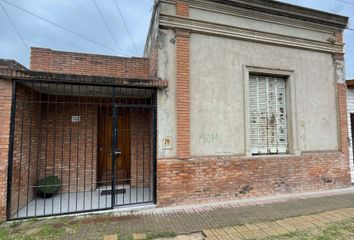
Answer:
[
  {"left": 92, "top": 0, "right": 121, "bottom": 53},
  {"left": 335, "top": 0, "right": 354, "bottom": 6},
  {"left": 113, "top": 0, "right": 139, "bottom": 55},
  {"left": 0, "top": 0, "right": 120, "bottom": 54},
  {"left": 0, "top": 1, "right": 29, "bottom": 51}
]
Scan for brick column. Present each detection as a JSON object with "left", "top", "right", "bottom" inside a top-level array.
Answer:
[
  {"left": 338, "top": 82, "right": 349, "bottom": 154},
  {"left": 176, "top": 1, "right": 190, "bottom": 159},
  {"left": 176, "top": 1, "right": 189, "bottom": 17},
  {"left": 0, "top": 79, "right": 13, "bottom": 220},
  {"left": 176, "top": 30, "right": 191, "bottom": 159}
]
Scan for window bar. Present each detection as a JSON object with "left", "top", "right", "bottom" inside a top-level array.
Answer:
[
  {"left": 75, "top": 85, "right": 81, "bottom": 212},
  {"left": 51, "top": 83, "right": 58, "bottom": 214},
  {"left": 34, "top": 83, "right": 42, "bottom": 217},
  {"left": 256, "top": 76, "right": 260, "bottom": 154},
  {"left": 266, "top": 77, "right": 270, "bottom": 154},
  {"left": 60, "top": 84, "right": 66, "bottom": 214}
]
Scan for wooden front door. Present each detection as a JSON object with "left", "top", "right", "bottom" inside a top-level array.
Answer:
[{"left": 98, "top": 107, "right": 130, "bottom": 186}]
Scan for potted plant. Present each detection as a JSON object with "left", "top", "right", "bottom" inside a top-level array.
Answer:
[{"left": 35, "top": 176, "right": 61, "bottom": 198}]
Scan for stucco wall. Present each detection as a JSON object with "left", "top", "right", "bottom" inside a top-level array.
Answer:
[
  {"left": 157, "top": 29, "right": 177, "bottom": 158},
  {"left": 189, "top": 33, "right": 338, "bottom": 156},
  {"left": 156, "top": 1, "right": 340, "bottom": 157},
  {"left": 189, "top": 8, "right": 334, "bottom": 43}
]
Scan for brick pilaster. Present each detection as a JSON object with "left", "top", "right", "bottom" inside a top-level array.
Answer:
[
  {"left": 0, "top": 79, "right": 12, "bottom": 220},
  {"left": 176, "top": 1, "right": 189, "bottom": 17},
  {"left": 338, "top": 83, "right": 349, "bottom": 155},
  {"left": 335, "top": 31, "right": 343, "bottom": 44},
  {"left": 175, "top": 1, "right": 190, "bottom": 159},
  {"left": 176, "top": 30, "right": 191, "bottom": 159}
]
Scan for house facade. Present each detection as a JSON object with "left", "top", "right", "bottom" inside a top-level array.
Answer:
[
  {"left": 0, "top": 0, "right": 350, "bottom": 220},
  {"left": 145, "top": 0, "right": 350, "bottom": 206}
]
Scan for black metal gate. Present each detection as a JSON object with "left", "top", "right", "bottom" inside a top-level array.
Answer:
[{"left": 7, "top": 80, "right": 157, "bottom": 220}]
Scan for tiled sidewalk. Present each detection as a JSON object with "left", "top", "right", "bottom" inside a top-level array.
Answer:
[
  {"left": 110, "top": 188, "right": 354, "bottom": 236},
  {"left": 203, "top": 208, "right": 354, "bottom": 240},
  {"left": 6, "top": 187, "right": 354, "bottom": 239}
]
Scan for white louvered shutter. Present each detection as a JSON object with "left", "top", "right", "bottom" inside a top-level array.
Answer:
[{"left": 249, "top": 75, "right": 288, "bottom": 154}]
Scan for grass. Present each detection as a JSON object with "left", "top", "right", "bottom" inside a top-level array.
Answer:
[
  {"left": 0, "top": 219, "right": 75, "bottom": 240},
  {"left": 261, "top": 218, "right": 354, "bottom": 240},
  {"left": 145, "top": 231, "right": 177, "bottom": 239},
  {"left": 118, "top": 231, "right": 177, "bottom": 240}
]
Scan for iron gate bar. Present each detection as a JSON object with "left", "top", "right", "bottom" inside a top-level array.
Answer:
[
  {"left": 35, "top": 83, "right": 42, "bottom": 217},
  {"left": 112, "top": 88, "right": 117, "bottom": 210},
  {"left": 153, "top": 90, "right": 157, "bottom": 204},
  {"left": 60, "top": 83, "right": 65, "bottom": 214}
]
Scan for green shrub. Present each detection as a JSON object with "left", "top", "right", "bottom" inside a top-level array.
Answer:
[{"left": 35, "top": 176, "right": 61, "bottom": 198}]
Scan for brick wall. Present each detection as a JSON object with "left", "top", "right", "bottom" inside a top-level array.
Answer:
[
  {"left": 30, "top": 48, "right": 150, "bottom": 79},
  {"left": 176, "top": 30, "right": 191, "bottom": 159},
  {"left": 0, "top": 79, "right": 12, "bottom": 220},
  {"left": 10, "top": 84, "right": 41, "bottom": 217},
  {"left": 130, "top": 109, "right": 153, "bottom": 188},
  {"left": 157, "top": 152, "right": 350, "bottom": 206},
  {"left": 39, "top": 97, "right": 98, "bottom": 193}
]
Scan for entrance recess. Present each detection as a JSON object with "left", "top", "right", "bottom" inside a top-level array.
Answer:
[{"left": 7, "top": 80, "right": 157, "bottom": 220}]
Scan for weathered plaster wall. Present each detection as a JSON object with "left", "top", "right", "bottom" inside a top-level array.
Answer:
[
  {"left": 189, "top": 8, "right": 334, "bottom": 43},
  {"left": 156, "top": 1, "right": 340, "bottom": 157},
  {"left": 189, "top": 33, "right": 338, "bottom": 156},
  {"left": 156, "top": 29, "right": 177, "bottom": 158}
]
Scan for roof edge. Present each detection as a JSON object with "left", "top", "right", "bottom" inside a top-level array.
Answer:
[{"left": 202, "top": 0, "right": 348, "bottom": 29}]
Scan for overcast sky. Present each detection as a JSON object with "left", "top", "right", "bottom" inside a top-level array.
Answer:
[{"left": 0, "top": 0, "right": 353, "bottom": 79}]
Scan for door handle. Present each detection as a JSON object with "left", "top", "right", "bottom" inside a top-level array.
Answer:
[{"left": 114, "top": 149, "right": 122, "bottom": 156}]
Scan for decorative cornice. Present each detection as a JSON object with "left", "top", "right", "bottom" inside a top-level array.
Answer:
[
  {"left": 160, "top": 14, "right": 344, "bottom": 53},
  {"left": 160, "top": 0, "right": 348, "bottom": 29}
]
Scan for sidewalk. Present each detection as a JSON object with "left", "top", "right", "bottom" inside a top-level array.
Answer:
[
  {"left": 3, "top": 187, "right": 354, "bottom": 239},
  {"left": 203, "top": 208, "right": 354, "bottom": 240},
  {"left": 108, "top": 187, "right": 354, "bottom": 236}
]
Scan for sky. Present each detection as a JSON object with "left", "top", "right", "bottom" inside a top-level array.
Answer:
[{"left": 0, "top": 0, "right": 353, "bottom": 79}]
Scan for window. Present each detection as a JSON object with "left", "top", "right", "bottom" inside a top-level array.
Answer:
[{"left": 249, "top": 75, "right": 288, "bottom": 155}]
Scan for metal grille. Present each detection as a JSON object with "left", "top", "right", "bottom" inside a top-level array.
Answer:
[
  {"left": 7, "top": 80, "right": 157, "bottom": 220},
  {"left": 249, "top": 75, "right": 288, "bottom": 155}
]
